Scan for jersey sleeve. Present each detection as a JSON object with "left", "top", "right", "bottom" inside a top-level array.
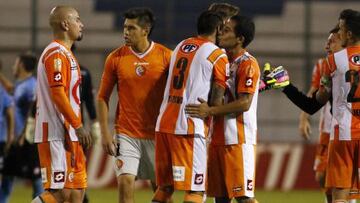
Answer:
[
  {"left": 44, "top": 49, "right": 82, "bottom": 129},
  {"left": 209, "top": 49, "right": 229, "bottom": 89},
  {"left": 237, "top": 58, "right": 260, "bottom": 94},
  {"left": 97, "top": 53, "right": 117, "bottom": 103},
  {"left": 44, "top": 50, "right": 69, "bottom": 88},
  {"left": 311, "top": 60, "right": 322, "bottom": 89}
]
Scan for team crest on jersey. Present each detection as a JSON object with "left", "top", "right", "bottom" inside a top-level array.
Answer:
[
  {"left": 116, "top": 159, "right": 123, "bottom": 170},
  {"left": 135, "top": 65, "right": 146, "bottom": 76},
  {"left": 350, "top": 54, "right": 360, "bottom": 66},
  {"left": 53, "top": 72, "right": 62, "bottom": 82},
  {"left": 180, "top": 44, "right": 198, "bottom": 53},
  {"left": 68, "top": 172, "right": 74, "bottom": 183}
]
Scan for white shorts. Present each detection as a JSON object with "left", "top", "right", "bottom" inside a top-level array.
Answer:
[{"left": 113, "top": 134, "right": 155, "bottom": 181}]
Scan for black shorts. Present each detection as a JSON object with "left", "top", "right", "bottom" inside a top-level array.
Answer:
[{"left": 3, "top": 141, "right": 41, "bottom": 179}]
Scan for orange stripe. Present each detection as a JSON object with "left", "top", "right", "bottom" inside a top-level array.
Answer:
[
  {"left": 42, "top": 122, "right": 48, "bottom": 142},
  {"left": 207, "top": 48, "right": 224, "bottom": 64},
  {"left": 187, "top": 118, "right": 194, "bottom": 134}
]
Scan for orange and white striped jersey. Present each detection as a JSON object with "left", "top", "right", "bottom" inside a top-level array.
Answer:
[
  {"left": 35, "top": 40, "right": 82, "bottom": 142},
  {"left": 311, "top": 58, "right": 332, "bottom": 134},
  {"left": 211, "top": 50, "right": 260, "bottom": 145},
  {"left": 326, "top": 45, "right": 360, "bottom": 140},
  {"left": 156, "top": 37, "right": 229, "bottom": 136},
  {"left": 97, "top": 42, "right": 171, "bottom": 139}
]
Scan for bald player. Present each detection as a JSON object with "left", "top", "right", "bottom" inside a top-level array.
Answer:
[{"left": 32, "top": 6, "right": 92, "bottom": 203}]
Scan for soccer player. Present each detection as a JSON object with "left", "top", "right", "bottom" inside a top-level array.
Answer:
[
  {"left": 0, "top": 53, "right": 43, "bottom": 202},
  {"left": 0, "top": 83, "right": 14, "bottom": 183},
  {"left": 152, "top": 11, "right": 228, "bottom": 203},
  {"left": 185, "top": 14, "right": 259, "bottom": 203},
  {"left": 32, "top": 6, "right": 92, "bottom": 203},
  {"left": 298, "top": 27, "right": 343, "bottom": 203},
  {"left": 97, "top": 7, "right": 171, "bottom": 203},
  {"left": 315, "top": 9, "right": 360, "bottom": 203}
]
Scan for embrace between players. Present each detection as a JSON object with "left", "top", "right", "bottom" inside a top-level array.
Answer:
[{"left": 31, "top": 3, "right": 360, "bottom": 203}]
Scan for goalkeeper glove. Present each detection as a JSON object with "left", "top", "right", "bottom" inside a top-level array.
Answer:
[
  {"left": 267, "top": 65, "right": 290, "bottom": 89},
  {"left": 259, "top": 63, "right": 277, "bottom": 92}
]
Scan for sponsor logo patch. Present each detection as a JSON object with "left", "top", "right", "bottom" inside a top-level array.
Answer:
[
  {"left": 194, "top": 173, "right": 204, "bottom": 185},
  {"left": 172, "top": 166, "right": 185, "bottom": 182},
  {"left": 350, "top": 54, "right": 360, "bottom": 66},
  {"left": 247, "top": 179, "right": 253, "bottom": 191},
  {"left": 246, "top": 77, "right": 253, "bottom": 87},
  {"left": 54, "top": 171, "right": 65, "bottom": 183},
  {"left": 54, "top": 58, "right": 62, "bottom": 71},
  {"left": 180, "top": 44, "right": 198, "bottom": 53},
  {"left": 54, "top": 72, "right": 62, "bottom": 82}
]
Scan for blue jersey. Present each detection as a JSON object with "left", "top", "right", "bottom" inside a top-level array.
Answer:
[
  {"left": 0, "top": 84, "right": 13, "bottom": 142},
  {"left": 14, "top": 76, "right": 36, "bottom": 137}
]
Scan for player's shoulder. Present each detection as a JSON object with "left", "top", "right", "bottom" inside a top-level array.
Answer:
[
  {"left": 240, "top": 51, "right": 259, "bottom": 66},
  {"left": 153, "top": 42, "right": 172, "bottom": 53},
  {"left": 108, "top": 45, "right": 131, "bottom": 59}
]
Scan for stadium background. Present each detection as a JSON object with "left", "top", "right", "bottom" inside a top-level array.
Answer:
[{"left": 1, "top": 0, "right": 360, "bottom": 202}]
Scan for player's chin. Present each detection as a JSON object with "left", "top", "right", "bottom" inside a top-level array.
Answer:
[{"left": 76, "top": 33, "right": 83, "bottom": 41}]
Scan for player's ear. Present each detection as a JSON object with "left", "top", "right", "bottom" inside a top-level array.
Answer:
[
  {"left": 60, "top": 20, "right": 69, "bottom": 31},
  {"left": 237, "top": 35, "right": 245, "bottom": 46},
  {"left": 143, "top": 26, "right": 150, "bottom": 37}
]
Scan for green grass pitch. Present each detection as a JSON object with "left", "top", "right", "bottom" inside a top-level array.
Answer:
[{"left": 8, "top": 185, "right": 325, "bottom": 203}]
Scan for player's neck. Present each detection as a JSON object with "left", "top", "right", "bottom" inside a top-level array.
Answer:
[
  {"left": 131, "top": 39, "right": 151, "bottom": 54},
  {"left": 227, "top": 45, "right": 245, "bottom": 61},
  {"left": 53, "top": 33, "right": 73, "bottom": 50},
  {"left": 198, "top": 35, "right": 216, "bottom": 44}
]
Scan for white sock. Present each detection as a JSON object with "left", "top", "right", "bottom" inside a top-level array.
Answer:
[{"left": 31, "top": 196, "right": 44, "bottom": 203}]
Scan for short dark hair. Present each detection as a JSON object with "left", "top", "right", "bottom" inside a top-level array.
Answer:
[
  {"left": 231, "top": 15, "right": 255, "bottom": 48},
  {"left": 123, "top": 7, "right": 155, "bottom": 36},
  {"left": 18, "top": 53, "right": 37, "bottom": 72},
  {"left": 197, "top": 10, "right": 223, "bottom": 36},
  {"left": 208, "top": 3, "right": 239, "bottom": 20},
  {"left": 339, "top": 9, "right": 360, "bottom": 39}
]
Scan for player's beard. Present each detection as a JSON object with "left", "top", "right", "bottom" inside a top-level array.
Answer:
[{"left": 76, "top": 33, "right": 83, "bottom": 41}]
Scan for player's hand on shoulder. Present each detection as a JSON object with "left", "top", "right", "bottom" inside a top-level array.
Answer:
[
  {"left": 185, "top": 98, "right": 210, "bottom": 119},
  {"left": 75, "top": 126, "right": 92, "bottom": 149}
]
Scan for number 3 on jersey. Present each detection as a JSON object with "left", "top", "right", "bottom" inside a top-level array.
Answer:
[
  {"left": 345, "top": 70, "right": 360, "bottom": 102},
  {"left": 173, "top": 57, "right": 189, "bottom": 89}
]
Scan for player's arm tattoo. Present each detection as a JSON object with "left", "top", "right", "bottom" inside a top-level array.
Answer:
[{"left": 209, "top": 83, "right": 225, "bottom": 106}]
